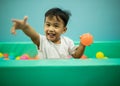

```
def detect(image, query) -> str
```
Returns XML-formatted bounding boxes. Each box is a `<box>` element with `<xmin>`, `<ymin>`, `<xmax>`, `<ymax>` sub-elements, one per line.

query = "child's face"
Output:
<box><xmin>44</xmin><ymin>16</ymin><xmax>66</xmax><ymax>44</ymax></box>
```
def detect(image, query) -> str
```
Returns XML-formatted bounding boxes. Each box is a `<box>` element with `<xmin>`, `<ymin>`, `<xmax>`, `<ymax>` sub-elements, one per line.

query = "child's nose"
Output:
<box><xmin>49</xmin><ymin>27</ymin><xmax>54</xmax><ymax>31</ymax></box>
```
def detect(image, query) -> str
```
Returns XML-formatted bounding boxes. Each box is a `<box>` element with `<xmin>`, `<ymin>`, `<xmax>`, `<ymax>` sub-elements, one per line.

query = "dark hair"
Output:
<box><xmin>45</xmin><ymin>8</ymin><xmax>71</xmax><ymax>26</ymax></box>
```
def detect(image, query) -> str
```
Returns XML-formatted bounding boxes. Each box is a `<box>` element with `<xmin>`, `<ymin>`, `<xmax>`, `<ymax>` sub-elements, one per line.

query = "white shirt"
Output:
<box><xmin>38</xmin><ymin>34</ymin><xmax>77</xmax><ymax>59</ymax></box>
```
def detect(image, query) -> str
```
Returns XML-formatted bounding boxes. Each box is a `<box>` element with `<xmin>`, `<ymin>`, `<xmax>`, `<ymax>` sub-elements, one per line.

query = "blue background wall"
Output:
<box><xmin>0</xmin><ymin>0</ymin><xmax>120</xmax><ymax>42</ymax></box>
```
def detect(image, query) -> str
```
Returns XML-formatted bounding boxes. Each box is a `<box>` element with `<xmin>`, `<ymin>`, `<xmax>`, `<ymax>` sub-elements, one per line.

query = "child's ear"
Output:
<box><xmin>63</xmin><ymin>27</ymin><xmax>67</xmax><ymax>34</ymax></box>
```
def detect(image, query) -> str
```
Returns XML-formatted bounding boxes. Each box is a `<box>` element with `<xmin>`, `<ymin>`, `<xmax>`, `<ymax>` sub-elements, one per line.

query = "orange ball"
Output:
<box><xmin>81</xmin><ymin>33</ymin><xmax>93</xmax><ymax>46</ymax></box>
<box><xmin>80</xmin><ymin>55</ymin><xmax>87</xmax><ymax>59</ymax></box>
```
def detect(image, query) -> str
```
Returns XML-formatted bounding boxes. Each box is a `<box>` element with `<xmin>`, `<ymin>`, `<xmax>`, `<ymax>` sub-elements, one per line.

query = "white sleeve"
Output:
<box><xmin>68</xmin><ymin>39</ymin><xmax>78</xmax><ymax>55</ymax></box>
<box><xmin>63</xmin><ymin>36</ymin><xmax>78</xmax><ymax>55</ymax></box>
<box><xmin>38</xmin><ymin>34</ymin><xmax>45</xmax><ymax>51</ymax></box>
<box><xmin>38</xmin><ymin>34</ymin><xmax>46</xmax><ymax>59</ymax></box>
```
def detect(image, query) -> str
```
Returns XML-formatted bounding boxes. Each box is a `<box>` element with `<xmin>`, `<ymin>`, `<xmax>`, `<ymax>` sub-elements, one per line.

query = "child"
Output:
<box><xmin>11</xmin><ymin>8</ymin><xmax>86</xmax><ymax>59</ymax></box>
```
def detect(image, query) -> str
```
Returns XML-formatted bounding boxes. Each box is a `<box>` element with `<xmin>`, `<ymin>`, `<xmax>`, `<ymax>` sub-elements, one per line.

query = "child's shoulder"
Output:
<box><xmin>39</xmin><ymin>34</ymin><xmax>47</xmax><ymax>40</ymax></box>
<box><xmin>61</xmin><ymin>36</ymin><xmax>72</xmax><ymax>40</ymax></box>
<box><xmin>61</xmin><ymin>36</ymin><xmax>74</xmax><ymax>44</ymax></box>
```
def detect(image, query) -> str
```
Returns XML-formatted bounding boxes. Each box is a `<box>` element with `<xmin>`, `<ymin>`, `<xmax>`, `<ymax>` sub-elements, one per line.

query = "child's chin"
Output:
<box><xmin>50</xmin><ymin>39</ymin><xmax>56</xmax><ymax>42</ymax></box>
<box><xmin>47</xmin><ymin>38</ymin><xmax>55</xmax><ymax>41</ymax></box>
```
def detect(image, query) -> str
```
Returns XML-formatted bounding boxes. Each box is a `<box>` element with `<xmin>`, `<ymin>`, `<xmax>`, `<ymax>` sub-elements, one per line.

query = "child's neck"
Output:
<box><xmin>52</xmin><ymin>38</ymin><xmax>61</xmax><ymax>44</ymax></box>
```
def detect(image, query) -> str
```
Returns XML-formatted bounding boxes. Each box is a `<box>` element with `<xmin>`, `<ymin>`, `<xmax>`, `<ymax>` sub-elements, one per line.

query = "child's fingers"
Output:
<box><xmin>11</xmin><ymin>25</ymin><xmax>16</xmax><ymax>34</ymax></box>
<box><xmin>12</xmin><ymin>16</ymin><xmax>28</xmax><ymax>25</ymax></box>
<box><xmin>12</xmin><ymin>19</ymin><xmax>21</xmax><ymax>24</ymax></box>
<box><xmin>23</xmin><ymin>16</ymin><xmax>28</xmax><ymax>24</ymax></box>
<box><xmin>11</xmin><ymin>16</ymin><xmax>28</xmax><ymax>35</ymax></box>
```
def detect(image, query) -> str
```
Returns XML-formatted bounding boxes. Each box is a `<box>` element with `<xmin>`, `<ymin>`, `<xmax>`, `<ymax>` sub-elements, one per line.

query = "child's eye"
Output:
<box><xmin>55</xmin><ymin>25</ymin><xmax>58</xmax><ymax>27</ymax></box>
<box><xmin>54</xmin><ymin>25</ymin><xmax>59</xmax><ymax>28</ymax></box>
<box><xmin>46</xmin><ymin>23</ymin><xmax>50</xmax><ymax>26</ymax></box>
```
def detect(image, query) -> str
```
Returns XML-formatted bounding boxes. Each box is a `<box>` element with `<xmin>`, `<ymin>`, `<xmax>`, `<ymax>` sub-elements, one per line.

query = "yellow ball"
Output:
<box><xmin>96</xmin><ymin>51</ymin><xmax>105</xmax><ymax>59</ymax></box>
<box><xmin>0</xmin><ymin>52</ymin><xmax>3</xmax><ymax>57</ymax></box>
<box><xmin>16</xmin><ymin>56</ymin><xmax>20</xmax><ymax>60</ymax></box>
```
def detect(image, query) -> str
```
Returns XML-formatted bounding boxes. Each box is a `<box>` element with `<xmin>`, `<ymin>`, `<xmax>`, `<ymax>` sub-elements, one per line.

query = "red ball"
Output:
<box><xmin>81</xmin><ymin>33</ymin><xmax>93</xmax><ymax>46</ymax></box>
<box><xmin>3</xmin><ymin>54</ymin><xmax>8</xmax><ymax>58</ymax></box>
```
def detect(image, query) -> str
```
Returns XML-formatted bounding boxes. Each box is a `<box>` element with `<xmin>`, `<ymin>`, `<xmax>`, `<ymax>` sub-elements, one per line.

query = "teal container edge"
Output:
<box><xmin>0</xmin><ymin>41</ymin><xmax>120</xmax><ymax>58</ymax></box>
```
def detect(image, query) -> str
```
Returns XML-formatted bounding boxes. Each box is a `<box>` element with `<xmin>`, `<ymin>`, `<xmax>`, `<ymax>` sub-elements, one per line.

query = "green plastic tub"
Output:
<box><xmin>0</xmin><ymin>41</ymin><xmax>120</xmax><ymax>86</ymax></box>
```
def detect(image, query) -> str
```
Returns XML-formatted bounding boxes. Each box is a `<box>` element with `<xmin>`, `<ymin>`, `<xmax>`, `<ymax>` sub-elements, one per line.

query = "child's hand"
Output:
<box><xmin>11</xmin><ymin>16</ymin><xmax>28</xmax><ymax>34</ymax></box>
<box><xmin>80</xmin><ymin>33</ymin><xmax>93</xmax><ymax>46</ymax></box>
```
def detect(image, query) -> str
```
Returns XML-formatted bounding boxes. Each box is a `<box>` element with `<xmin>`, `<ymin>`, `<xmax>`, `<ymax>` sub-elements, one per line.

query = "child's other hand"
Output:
<box><xmin>11</xmin><ymin>16</ymin><xmax>28</xmax><ymax>34</ymax></box>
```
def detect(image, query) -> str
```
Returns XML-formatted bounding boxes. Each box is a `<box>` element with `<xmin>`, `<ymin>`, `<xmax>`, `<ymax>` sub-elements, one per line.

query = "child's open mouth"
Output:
<box><xmin>47</xmin><ymin>33</ymin><xmax>56</xmax><ymax>38</ymax></box>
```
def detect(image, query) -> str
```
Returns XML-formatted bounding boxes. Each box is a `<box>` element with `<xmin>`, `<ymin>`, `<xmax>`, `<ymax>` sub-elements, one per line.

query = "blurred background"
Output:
<box><xmin>0</xmin><ymin>0</ymin><xmax>120</xmax><ymax>42</ymax></box>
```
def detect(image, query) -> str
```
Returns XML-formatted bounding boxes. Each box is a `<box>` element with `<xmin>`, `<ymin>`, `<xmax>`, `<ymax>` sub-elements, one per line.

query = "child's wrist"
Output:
<box><xmin>22</xmin><ymin>24</ymin><xmax>29</xmax><ymax>30</ymax></box>
<box><xmin>80</xmin><ymin>42</ymin><xmax>86</xmax><ymax>47</ymax></box>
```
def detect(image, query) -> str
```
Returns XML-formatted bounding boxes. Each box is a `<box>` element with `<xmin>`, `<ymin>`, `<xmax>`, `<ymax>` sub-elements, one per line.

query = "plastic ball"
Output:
<box><xmin>4</xmin><ymin>58</ymin><xmax>9</xmax><ymax>60</ymax></box>
<box><xmin>16</xmin><ymin>56</ymin><xmax>20</xmax><ymax>60</ymax></box>
<box><xmin>96</xmin><ymin>51</ymin><xmax>105</xmax><ymax>59</ymax></box>
<box><xmin>3</xmin><ymin>54</ymin><xmax>8</xmax><ymax>58</ymax></box>
<box><xmin>67</xmin><ymin>55</ymin><xmax>72</xmax><ymax>59</ymax></box>
<box><xmin>80</xmin><ymin>55</ymin><xmax>87</xmax><ymax>59</ymax></box>
<box><xmin>31</xmin><ymin>54</ymin><xmax>40</xmax><ymax>60</ymax></box>
<box><xmin>0</xmin><ymin>52</ymin><xmax>3</xmax><ymax>57</ymax></box>
<box><xmin>81</xmin><ymin>33</ymin><xmax>93</xmax><ymax>46</ymax></box>
<box><xmin>9</xmin><ymin>56</ymin><xmax>15</xmax><ymax>60</ymax></box>
<box><xmin>20</xmin><ymin>54</ymin><xmax>29</xmax><ymax>60</ymax></box>
<box><xmin>9</xmin><ymin>53</ymin><xmax>15</xmax><ymax>60</ymax></box>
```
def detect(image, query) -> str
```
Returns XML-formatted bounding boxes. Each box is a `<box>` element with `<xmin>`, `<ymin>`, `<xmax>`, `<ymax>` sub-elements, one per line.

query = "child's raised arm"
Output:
<box><xmin>11</xmin><ymin>16</ymin><xmax>40</xmax><ymax>48</ymax></box>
